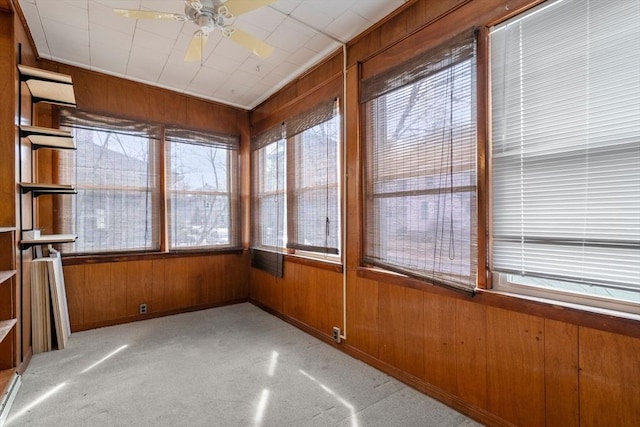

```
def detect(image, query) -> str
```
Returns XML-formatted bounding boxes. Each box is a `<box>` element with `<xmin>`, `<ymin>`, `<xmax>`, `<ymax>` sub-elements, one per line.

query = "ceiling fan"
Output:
<box><xmin>114</xmin><ymin>0</ymin><xmax>275</xmax><ymax>62</ymax></box>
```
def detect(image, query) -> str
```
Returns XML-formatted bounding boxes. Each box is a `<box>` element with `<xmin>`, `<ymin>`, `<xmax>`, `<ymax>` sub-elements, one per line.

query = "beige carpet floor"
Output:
<box><xmin>7</xmin><ymin>303</ymin><xmax>479</xmax><ymax>426</ymax></box>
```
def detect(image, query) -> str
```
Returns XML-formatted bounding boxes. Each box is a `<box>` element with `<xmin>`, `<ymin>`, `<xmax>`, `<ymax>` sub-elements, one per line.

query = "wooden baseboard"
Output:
<box><xmin>70</xmin><ymin>298</ymin><xmax>249</xmax><ymax>332</ymax></box>
<box><xmin>248</xmin><ymin>299</ymin><xmax>513</xmax><ymax>427</ymax></box>
<box><xmin>16</xmin><ymin>347</ymin><xmax>32</xmax><ymax>376</ymax></box>
<box><xmin>249</xmin><ymin>299</ymin><xmax>337</xmax><ymax>345</ymax></box>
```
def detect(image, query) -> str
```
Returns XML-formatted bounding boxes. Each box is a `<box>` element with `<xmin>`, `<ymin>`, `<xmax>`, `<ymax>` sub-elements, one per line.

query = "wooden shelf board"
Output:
<box><xmin>18</xmin><ymin>64</ymin><xmax>72</xmax><ymax>84</ymax></box>
<box><xmin>0</xmin><ymin>368</ymin><xmax>16</xmax><ymax>397</ymax></box>
<box><xmin>20</xmin><ymin>125</ymin><xmax>71</xmax><ymax>138</ymax></box>
<box><xmin>28</xmin><ymin>135</ymin><xmax>76</xmax><ymax>150</ymax></box>
<box><xmin>19</xmin><ymin>183</ymin><xmax>76</xmax><ymax>196</ymax></box>
<box><xmin>18</xmin><ymin>64</ymin><xmax>77</xmax><ymax>106</ymax></box>
<box><xmin>0</xmin><ymin>271</ymin><xmax>16</xmax><ymax>285</ymax></box>
<box><xmin>0</xmin><ymin>320</ymin><xmax>16</xmax><ymax>346</ymax></box>
<box><xmin>25</xmin><ymin>80</ymin><xmax>76</xmax><ymax>107</ymax></box>
<box><xmin>20</xmin><ymin>125</ymin><xmax>75</xmax><ymax>150</ymax></box>
<box><xmin>0</xmin><ymin>227</ymin><xmax>16</xmax><ymax>233</ymax></box>
<box><xmin>20</xmin><ymin>234</ymin><xmax>77</xmax><ymax>248</ymax></box>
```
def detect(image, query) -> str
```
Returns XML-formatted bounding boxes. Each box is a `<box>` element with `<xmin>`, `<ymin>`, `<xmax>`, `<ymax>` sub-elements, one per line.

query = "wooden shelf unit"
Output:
<box><xmin>18</xmin><ymin>63</ymin><xmax>78</xmax><ymax>251</ymax></box>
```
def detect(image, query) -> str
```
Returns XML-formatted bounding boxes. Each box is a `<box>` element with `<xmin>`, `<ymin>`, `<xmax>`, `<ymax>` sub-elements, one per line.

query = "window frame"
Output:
<box><xmin>56</xmin><ymin>109</ymin><xmax>242</xmax><ymax>257</ymax></box>
<box><xmin>360</xmin><ymin>30</ymin><xmax>479</xmax><ymax>293</ymax></box>
<box><xmin>251</xmin><ymin>127</ymin><xmax>287</xmax><ymax>253</ymax></box>
<box><xmin>251</xmin><ymin>100</ymin><xmax>342</xmax><ymax>262</ymax></box>
<box><xmin>286</xmin><ymin>100</ymin><xmax>341</xmax><ymax>256</ymax></box>
<box><xmin>487</xmin><ymin>0</ymin><xmax>640</xmax><ymax>318</ymax></box>
<box><xmin>165</xmin><ymin>127</ymin><xmax>241</xmax><ymax>251</ymax></box>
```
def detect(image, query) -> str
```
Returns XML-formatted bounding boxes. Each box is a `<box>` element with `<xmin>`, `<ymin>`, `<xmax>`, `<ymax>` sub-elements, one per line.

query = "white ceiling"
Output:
<box><xmin>17</xmin><ymin>0</ymin><xmax>408</xmax><ymax>110</ymax></box>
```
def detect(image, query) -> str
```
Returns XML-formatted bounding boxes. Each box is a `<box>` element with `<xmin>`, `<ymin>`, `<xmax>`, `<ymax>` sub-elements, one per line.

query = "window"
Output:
<box><xmin>58</xmin><ymin>110</ymin><xmax>241</xmax><ymax>254</ymax></box>
<box><xmin>286</xmin><ymin>100</ymin><xmax>340</xmax><ymax>255</ymax></box>
<box><xmin>252</xmin><ymin>125</ymin><xmax>286</xmax><ymax>250</ymax></box>
<box><xmin>361</xmin><ymin>30</ymin><xmax>477</xmax><ymax>291</ymax></box>
<box><xmin>59</xmin><ymin>111</ymin><xmax>161</xmax><ymax>253</ymax></box>
<box><xmin>490</xmin><ymin>0</ymin><xmax>640</xmax><ymax>315</ymax></box>
<box><xmin>166</xmin><ymin>128</ymin><xmax>240</xmax><ymax>250</ymax></box>
<box><xmin>251</xmin><ymin>100</ymin><xmax>341</xmax><ymax>257</ymax></box>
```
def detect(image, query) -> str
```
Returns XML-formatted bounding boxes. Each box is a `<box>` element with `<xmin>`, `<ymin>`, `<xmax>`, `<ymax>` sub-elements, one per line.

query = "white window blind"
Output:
<box><xmin>490</xmin><ymin>0</ymin><xmax>640</xmax><ymax>307</ymax></box>
<box><xmin>361</xmin><ymin>30</ymin><xmax>477</xmax><ymax>291</ymax></box>
<box><xmin>59</xmin><ymin>110</ymin><xmax>161</xmax><ymax>253</ymax></box>
<box><xmin>286</xmin><ymin>100</ymin><xmax>340</xmax><ymax>255</ymax></box>
<box><xmin>166</xmin><ymin>128</ymin><xmax>240</xmax><ymax>250</ymax></box>
<box><xmin>251</xmin><ymin>125</ymin><xmax>286</xmax><ymax>250</ymax></box>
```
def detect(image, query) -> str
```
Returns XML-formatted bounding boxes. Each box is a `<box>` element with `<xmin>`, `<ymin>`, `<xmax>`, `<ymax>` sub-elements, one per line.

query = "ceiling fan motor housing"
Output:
<box><xmin>186</xmin><ymin>0</ymin><xmax>227</xmax><ymax>34</ymax></box>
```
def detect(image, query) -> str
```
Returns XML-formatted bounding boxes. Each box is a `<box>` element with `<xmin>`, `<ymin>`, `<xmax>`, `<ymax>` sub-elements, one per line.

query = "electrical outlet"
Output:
<box><xmin>332</xmin><ymin>326</ymin><xmax>341</xmax><ymax>343</ymax></box>
<box><xmin>139</xmin><ymin>303</ymin><xmax>147</xmax><ymax>314</ymax></box>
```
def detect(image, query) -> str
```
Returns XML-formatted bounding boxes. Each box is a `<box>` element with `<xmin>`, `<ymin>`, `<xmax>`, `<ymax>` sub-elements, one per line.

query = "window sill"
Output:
<box><xmin>285</xmin><ymin>253</ymin><xmax>343</xmax><ymax>273</ymax></box>
<box><xmin>357</xmin><ymin>266</ymin><xmax>474</xmax><ymax>299</ymax></box>
<box><xmin>475</xmin><ymin>289</ymin><xmax>640</xmax><ymax>339</ymax></box>
<box><xmin>62</xmin><ymin>248</ymin><xmax>245</xmax><ymax>266</ymax></box>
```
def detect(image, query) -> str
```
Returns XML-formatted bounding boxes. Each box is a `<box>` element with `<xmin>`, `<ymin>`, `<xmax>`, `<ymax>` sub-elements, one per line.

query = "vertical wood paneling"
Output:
<box><xmin>347</xmin><ymin>272</ymin><xmax>378</xmax><ymax>356</ymax></box>
<box><xmin>151</xmin><ymin>259</ymin><xmax>167</xmax><ymax>312</ymax></box>
<box><xmin>545</xmin><ymin>319</ymin><xmax>579</xmax><ymax>427</ymax></box>
<box><xmin>275</xmin><ymin>261</ymin><xmax>342</xmax><ymax>337</ymax></box>
<box><xmin>82</xmin><ymin>264</ymin><xmax>111</xmax><ymax>325</ymax></box>
<box><xmin>249</xmin><ymin>268</ymin><xmax>281</xmax><ymax>312</ymax></box>
<box><xmin>455</xmin><ymin>298</ymin><xmax>487</xmax><ymax>410</ymax></box>
<box><xmin>486</xmin><ymin>307</ymin><xmax>545</xmax><ymax>427</ymax></box>
<box><xmin>125</xmin><ymin>260</ymin><xmax>153</xmax><ymax>316</ymax></box>
<box><xmin>163</xmin><ymin>257</ymin><xmax>192</xmax><ymax>310</ymax></box>
<box><xmin>69</xmin><ymin>67</ymin><xmax>109</xmax><ymax>113</ymax></box>
<box><xmin>306</xmin><ymin>267</ymin><xmax>326</xmax><ymax>332</ymax></box>
<box><xmin>229</xmin><ymin>253</ymin><xmax>249</xmax><ymax>300</ymax></box>
<box><xmin>109</xmin><ymin>262</ymin><xmax>128</xmax><ymax>320</ymax></box>
<box><xmin>321</xmin><ymin>268</ymin><xmax>343</xmax><ymax>335</ymax></box>
<box><xmin>379</xmin><ymin>12</ymin><xmax>407</xmax><ymax>46</ymax></box>
<box><xmin>187</xmin><ymin>256</ymin><xmax>205</xmax><ymax>305</ymax></box>
<box><xmin>201</xmin><ymin>254</ymin><xmax>221</xmax><ymax>304</ymax></box>
<box><xmin>403</xmin><ymin>286</ymin><xmax>425</xmax><ymax>379</ymax></box>
<box><xmin>423</xmin><ymin>293</ymin><xmax>457</xmax><ymax>393</ymax></box>
<box><xmin>41</xmin><ymin>60</ymin><xmax>245</xmax><ymax>135</ymax></box>
<box><xmin>64</xmin><ymin>255</ymin><xmax>247</xmax><ymax>330</ymax></box>
<box><xmin>579</xmin><ymin>328</ymin><xmax>640</xmax><ymax>427</ymax></box>
<box><xmin>347</xmin><ymin>0</ymin><xmax>466</xmax><ymax>66</ymax></box>
<box><xmin>378</xmin><ymin>281</ymin><xmax>404</xmax><ymax>369</ymax></box>
<box><xmin>149</xmin><ymin>87</ymin><xmax>187</xmax><ymax>125</ymax></box>
<box><xmin>107</xmin><ymin>77</ymin><xmax>150</xmax><ymax>119</ymax></box>
<box><xmin>280</xmin><ymin>262</ymin><xmax>297</xmax><ymax>319</ymax></box>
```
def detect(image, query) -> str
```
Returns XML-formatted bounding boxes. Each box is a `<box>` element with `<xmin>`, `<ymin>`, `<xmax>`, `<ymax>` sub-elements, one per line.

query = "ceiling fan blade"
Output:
<box><xmin>219</xmin><ymin>0</ymin><xmax>276</xmax><ymax>17</ymax></box>
<box><xmin>184</xmin><ymin>31</ymin><xmax>209</xmax><ymax>62</ymax></box>
<box><xmin>113</xmin><ymin>9</ymin><xmax>183</xmax><ymax>20</ymax></box>
<box><xmin>226</xmin><ymin>27</ymin><xmax>273</xmax><ymax>58</ymax></box>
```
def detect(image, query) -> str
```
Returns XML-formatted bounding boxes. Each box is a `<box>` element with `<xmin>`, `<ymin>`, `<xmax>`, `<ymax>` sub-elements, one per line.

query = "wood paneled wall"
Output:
<box><xmin>38</xmin><ymin>60</ymin><xmax>245</xmax><ymax>135</ymax></box>
<box><xmin>248</xmin><ymin>0</ymin><xmax>640</xmax><ymax>426</ymax></box>
<box><xmin>65</xmin><ymin>253</ymin><xmax>249</xmax><ymax>331</ymax></box>
<box><xmin>250</xmin><ymin>259</ymin><xmax>342</xmax><ymax>337</ymax></box>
